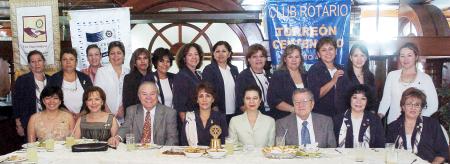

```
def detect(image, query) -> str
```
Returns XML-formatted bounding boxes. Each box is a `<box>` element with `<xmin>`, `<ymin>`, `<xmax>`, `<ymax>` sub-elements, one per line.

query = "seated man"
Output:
<box><xmin>275</xmin><ymin>88</ymin><xmax>336</xmax><ymax>148</ymax></box>
<box><xmin>108</xmin><ymin>82</ymin><xmax>178</xmax><ymax>146</ymax></box>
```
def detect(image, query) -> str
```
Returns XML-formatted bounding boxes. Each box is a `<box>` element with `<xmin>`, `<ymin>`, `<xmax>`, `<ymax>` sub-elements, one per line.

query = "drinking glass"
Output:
<box><xmin>225</xmin><ymin>137</ymin><xmax>234</xmax><ymax>155</ymax></box>
<box><xmin>126</xmin><ymin>133</ymin><xmax>136</xmax><ymax>151</ymax></box>
<box><xmin>275</xmin><ymin>136</ymin><xmax>285</xmax><ymax>146</ymax></box>
<box><xmin>385</xmin><ymin>143</ymin><xmax>398</xmax><ymax>164</ymax></box>
<box><xmin>26</xmin><ymin>146</ymin><xmax>38</xmax><ymax>162</ymax></box>
<box><xmin>65</xmin><ymin>136</ymin><xmax>75</xmax><ymax>148</ymax></box>
<box><xmin>354</xmin><ymin>142</ymin><xmax>366</xmax><ymax>162</ymax></box>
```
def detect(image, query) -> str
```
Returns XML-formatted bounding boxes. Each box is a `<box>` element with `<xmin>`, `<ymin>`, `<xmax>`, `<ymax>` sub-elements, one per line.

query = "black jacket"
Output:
<box><xmin>173</xmin><ymin>68</ymin><xmax>201</xmax><ymax>113</ymax></box>
<box><xmin>47</xmin><ymin>70</ymin><xmax>92</xmax><ymax>90</ymax></box>
<box><xmin>235</xmin><ymin>68</ymin><xmax>270</xmax><ymax>115</ymax></box>
<box><xmin>142</xmin><ymin>71</ymin><xmax>175</xmax><ymax>106</ymax></box>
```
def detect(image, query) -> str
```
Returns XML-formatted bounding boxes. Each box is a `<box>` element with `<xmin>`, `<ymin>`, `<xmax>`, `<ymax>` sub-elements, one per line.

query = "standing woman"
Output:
<box><xmin>74</xmin><ymin>86</ymin><xmax>119</xmax><ymax>141</ymax></box>
<box><xmin>142</xmin><ymin>48</ymin><xmax>175</xmax><ymax>107</ymax></box>
<box><xmin>13</xmin><ymin>50</ymin><xmax>50</xmax><ymax>139</ymax></box>
<box><xmin>333</xmin><ymin>85</ymin><xmax>385</xmax><ymax>148</ymax></box>
<box><xmin>48</xmin><ymin>48</ymin><xmax>92</xmax><ymax>117</ymax></box>
<box><xmin>340</xmin><ymin>43</ymin><xmax>378</xmax><ymax>113</ymax></box>
<box><xmin>307</xmin><ymin>36</ymin><xmax>345</xmax><ymax>117</ymax></box>
<box><xmin>378</xmin><ymin>42</ymin><xmax>438</xmax><ymax>124</ymax></box>
<box><xmin>235</xmin><ymin>44</ymin><xmax>271</xmax><ymax>115</ymax></box>
<box><xmin>386</xmin><ymin>88</ymin><xmax>448</xmax><ymax>163</ymax></box>
<box><xmin>268</xmin><ymin>44</ymin><xmax>307</xmax><ymax>120</ymax></box>
<box><xmin>81</xmin><ymin>44</ymin><xmax>102</xmax><ymax>82</ymax></box>
<box><xmin>202</xmin><ymin>41</ymin><xmax>239</xmax><ymax>123</ymax></box>
<box><xmin>95</xmin><ymin>41</ymin><xmax>130</xmax><ymax>122</ymax></box>
<box><xmin>122</xmin><ymin>48</ymin><xmax>151</xmax><ymax>109</ymax></box>
<box><xmin>228</xmin><ymin>85</ymin><xmax>275</xmax><ymax>147</ymax></box>
<box><xmin>173</xmin><ymin>43</ymin><xmax>204</xmax><ymax>122</ymax></box>
<box><xmin>181</xmin><ymin>83</ymin><xmax>228</xmax><ymax>146</ymax></box>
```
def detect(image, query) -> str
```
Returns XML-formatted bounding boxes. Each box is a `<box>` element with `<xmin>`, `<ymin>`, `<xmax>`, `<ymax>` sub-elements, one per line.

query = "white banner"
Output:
<box><xmin>69</xmin><ymin>8</ymin><xmax>131</xmax><ymax>69</ymax></box>
<box><xmin>16</xmin><ymin>6</ymin><xmax>55</xmax><ymax>65</ymax></box>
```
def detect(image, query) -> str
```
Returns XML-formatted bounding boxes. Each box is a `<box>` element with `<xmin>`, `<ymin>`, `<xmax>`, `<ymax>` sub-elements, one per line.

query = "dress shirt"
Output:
<box><xmin>296</xmin><ymin>113</ymin><xmax>316</xmax><ymax>145</ymax></box>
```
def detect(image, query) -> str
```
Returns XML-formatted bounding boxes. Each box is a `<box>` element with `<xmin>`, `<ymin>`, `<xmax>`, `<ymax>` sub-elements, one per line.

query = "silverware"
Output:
<box><xmin>371</xmin><ymin>148</ymin><xmax>379</xmax><ymax>152</ymax></box>
<box><xmin>410</xmin><ymin>159</ymin><xmax>417</xmax><ymax>164</ymax></box>
<box><xmin>334</xmin><ymin>148</ymin><xmax>342</xmax><ymax>154</ymax></box>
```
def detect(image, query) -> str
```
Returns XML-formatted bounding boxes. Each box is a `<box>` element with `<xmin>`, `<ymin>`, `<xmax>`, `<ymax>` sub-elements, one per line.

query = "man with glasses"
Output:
<box><xmin>275</xmin><ymin>88</ymin><xmax>336</xmax><ymax>148</ymax></box>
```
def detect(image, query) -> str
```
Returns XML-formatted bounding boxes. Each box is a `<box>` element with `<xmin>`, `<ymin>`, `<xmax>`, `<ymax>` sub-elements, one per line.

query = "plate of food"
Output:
<box><xmin>207</xmin><ymin>149</ymin><xmax>227</xmax><ymax>159</ymax></box>
<box><xmin>22</xmin><ymin>141</ymin><xmax>45</xmax><ymax>149</ymax></box>
<box><xmin>262</xmin><ymin>146</ymin><xmax>297</xmax><ymax>159</ymax></box>
<box><xmin>184</xmin><ymin>147</ymin><xmax>206</xmax><ymax>158</ymax></box>
<box><xmin>3</xmin><ymin>155</ymin><xmax>27</xmax><ymax>163</ymax></box>
<box><xmin>162</xmin><ymin>147</ymin><xmax>185</xmax><ymax>155</ymax></box>
<box><xmin>136</xmin><ymin>143</ymin><xmax>163</xmax><ymax>150</ymax></box>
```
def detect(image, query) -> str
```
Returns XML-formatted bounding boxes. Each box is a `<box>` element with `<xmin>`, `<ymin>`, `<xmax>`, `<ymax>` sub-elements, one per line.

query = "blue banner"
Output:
<box><xmin>266</xmin><ymin>0</ymin><xmax>351</xmax><ymax>66</ymax></box>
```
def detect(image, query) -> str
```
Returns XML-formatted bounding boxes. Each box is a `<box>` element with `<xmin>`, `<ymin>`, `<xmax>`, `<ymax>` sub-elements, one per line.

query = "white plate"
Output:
<box><xmin>3</xmin><ymin>155</ymin><xmax>27</xmax><ymax>163</ymax></box>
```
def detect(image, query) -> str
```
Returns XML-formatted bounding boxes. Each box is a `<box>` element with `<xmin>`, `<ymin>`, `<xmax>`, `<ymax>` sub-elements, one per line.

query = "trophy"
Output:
<box><xmin>209</xmin><ymin>125</ymin><xmax>222</xmax><ymax>149</ymax></box>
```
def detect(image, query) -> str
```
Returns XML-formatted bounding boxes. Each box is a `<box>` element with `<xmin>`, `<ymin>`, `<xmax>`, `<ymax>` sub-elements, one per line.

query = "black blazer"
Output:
<box><xmin>202</xmin><ymin>62</ymin><xmax>239</xmax><ymax>115</ymax></box>
<box><xmin>12</xmin><ymin>72</ymin><xmax>50</xmax><ymax>130</ymax></box>
<box><xmin>48</xmin><ymin>70</ymin><xmax>92</xmax><ymax>90</ymax></box>
<box><xmin>173</xmin><ymin>68</ymin><xmax>201</xmax><ymax>113</ymax></box>
<box><xmin>122</xmin><ymin>69</ymin><xmax>145</xmax><ymax>110</ymax></box>
<box><xmin>180</xmin><ymin>110</ymin><xmax>228</xmax><ymax>146</ymax></box>
<box><xmin>267</xmin><ymin>69</ymin><xmax>308</xmax><ymax>120</ymax></box>
<box><xmin>234</xmin><ymin>68</ymin><xmax>269</xmax><ymax>114</ymax></box>
<box><xmin>340</xmin><ymin>69</ymin><xmax>378</xmax><ymax>113</ymax></box>
<box><xmin>142</xmin><ymin>71</ymin><xmax>175</xmax><ymax>106</ymax></box>
<box><xmin>307</xmin><ymin>60</ymin><xmax>345</xmax><ymax>117</ymax></box>
<box><xmin>387</xmin><ymin>116</ymin><xmax>449</xmax><ymax>162</ymax></box>
<box><xmin>333</xmin><ymin>111</ymin><xmax>385</xmax><ymax>148</ymax></box>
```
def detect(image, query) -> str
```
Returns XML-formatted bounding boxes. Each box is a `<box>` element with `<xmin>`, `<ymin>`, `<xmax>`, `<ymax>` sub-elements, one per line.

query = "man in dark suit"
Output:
<box><xmin>108</xmin><ymin>82</ymin><xmax>178</xmax><ymax>146</ymax></box>
<box><xmin>275</xmin><ymin>88</ymin><xmax>336</xmax><ymax>148</ymax></box>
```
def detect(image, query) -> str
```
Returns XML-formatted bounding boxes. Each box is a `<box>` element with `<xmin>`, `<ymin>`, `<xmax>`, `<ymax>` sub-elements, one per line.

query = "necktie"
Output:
<box><xmin>141</xmin><ymin>111</ymin><xmax>152</xmax><ymax>144</ymax></box>
<box><xmin>301</xmin><ymin>121</ymin><xmax>311</xmax><ymax>145</ymax></box>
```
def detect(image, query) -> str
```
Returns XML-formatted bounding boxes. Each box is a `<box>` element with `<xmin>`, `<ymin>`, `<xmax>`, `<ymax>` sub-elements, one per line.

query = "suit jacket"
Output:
<box><xmin>12</xmin><ymin>72</ymin><xmax>50</xmax><ymax>130</ymax></box>
<box><xmin>275</xmin><ymin>113</ymin><xmax>336</xmax><ymax>148</ymax></box>
<box><xmin>47</xmin><ymin>70</ymin><xmax>92</xmax><ymax>90</ymax></box>
<box><xmin>118</xmin><ymin>103</ymin><xmax>179</xmax><ymax>145</ymax></box>
<box><xmin>235</xmin><ymin>68</ymin><xmax>269</xmax><ymax>114</ymax></box>
<box><xmin>307</xmin><ymin>61</ymin><xmax>345</xmax><ymax>117</ymax></box>
<box><xmin>267</xmin><ymin>69</ymin><xmax>308</xmax><ymax>120</ymax></box>
<box><xmin>202</xmin><ymin>62</ymin><xmax>239</xmax><ymax>114</ymax></box>
<box><xmin>122</xmin><ymin>69</ymin><xmax>145</xmax><ymax>110</ymax></box>
<box><xmin>228</xmin><ymin>111</ymin><xmax>275</xmax><ymax>147</ymax></box>
<box><xmin>173</xmin><ymin>68</ymin><xmax>201</xmax><ymax>113</ymax></box>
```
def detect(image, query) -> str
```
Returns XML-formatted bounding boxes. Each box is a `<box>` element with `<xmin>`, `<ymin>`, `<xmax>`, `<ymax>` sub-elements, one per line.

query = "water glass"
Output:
<box><xmin>26</xmin><ymin>146</ymin><xmax>38</xmax><ymax>162</ymax></box>
<box><xmin>243</xmin><ymin>144</ymin><xmax>255</xmax><ymax>152</ymax></box>
<box><xmin>65</xmin><ymin>136</ymin><xmax>75</xmax><ymax>148</ymax></box>
<box><xmin>275</xmin><ymin>136</ymin><xmax>285</xmax><ymax>146</ymax></box>
<box><xmin>225</xmin><ymin>137</ymin><xmax>234</xmax><ymax>155</ymax></box>
<box><xmin>354</xmin><ymin>142</ymin><xmax>366</xmax><ymax>162</ymax></box>
<box><xmin>45</xmin><ymin>138</ymin><xmax>55</xmax><ymax>152</ymax></box>
<box><xmin>385</xmin><ymin>143</ymin><xmax>398</xmax><ymax>164</ymax></box>
<box><xmin>126</xmin><ymin>133</ymin><xmax>136</xmax><ymax>151</ymax></box>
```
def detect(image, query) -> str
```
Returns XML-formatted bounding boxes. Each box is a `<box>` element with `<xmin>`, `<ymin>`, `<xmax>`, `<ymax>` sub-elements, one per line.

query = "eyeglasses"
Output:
<box><xmin>404</xmin><ymin>103</ymin><xmax>421</xmax><ymax>109</ymax></box>
<box><xmin>294</xmin><ymin>99</ymin><xmax>312</xmax><ymax>105</ymax></box>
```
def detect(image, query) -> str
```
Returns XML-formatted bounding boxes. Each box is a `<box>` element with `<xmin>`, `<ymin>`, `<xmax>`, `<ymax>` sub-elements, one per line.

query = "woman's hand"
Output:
<box><xmin>331</xmin><ymin>70</ymin><xmax>344</xmax><ymax>83</ymax></box>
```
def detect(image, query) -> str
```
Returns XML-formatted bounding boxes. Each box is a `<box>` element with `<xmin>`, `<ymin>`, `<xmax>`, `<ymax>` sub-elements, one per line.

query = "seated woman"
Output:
<box><xmin>181</xmin><ymin>82</ymin><xmax>228</xmax><ymax>146</ymax></box>
<box><xmin>27</xmin><ymin>86</ymin><xmax>75</xmax><ymax>142</ymax></box>
<box><xmin>333</xmin><ymin>85</ymin><xmax>385</xmax><ymax>148</ymax></box>
<box><xmin>74</xmin><ymin>86</ymin><xmax>119</xmax><ymax>141</ymax></box>
<box><xmin>228</xmin><ymin>85</ymin><xmax>275</xmax><ymax>147</ymax></box>
<box><xmin>387</xmin><ymin>87</ymin><xmax>448</xmax><ymax>163</ymax></box>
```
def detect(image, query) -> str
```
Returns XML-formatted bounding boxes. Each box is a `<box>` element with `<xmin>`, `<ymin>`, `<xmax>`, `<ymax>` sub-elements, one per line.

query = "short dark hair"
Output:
<box><xmin>346</xmin><ymin>84</ymin><xmax>374</xmax><ymax>112</ymax></box>
<box><xmin>211</xmin><ymin>41</ymin><xmax>233</xmax><ymax>65</ymax></box>
<box><xmin>194</xmin><ymin>82</ymin><xmax>216</xmax><ymax>104</ymax></box>
<box><xmin>292</xmin><ymin>88</ymin><xmax>314</xmax><ymax>102</ymax></box>
<box><xmin>400</xmin><ymin>87</ymin><xmax>427</xmax><ymax>109</ymax></box>
<box><xmin>243</xmin><ymin>85</ymin><xmax>262</xmax><ymax>100</ymax></box>
<box><xmin>175</xmin><ymin>43</ymin><xmax>204</xmax><ymax>69</ymax></box>
<box><xmin>316</xmin><ymin>36</ymin><xmax>337</xmax><ymax>53</ymax></box>
<box><xmin>27</xmin><ymin>50</ymin><xmax>45</xmax><ymax>63</ymax></box>
<box><xmin>108</xmin><ymin>41</ymin><xmax>125</xmax><ymax>55</ymax></box>
<box><xmin>80</xmin><ymin>86</ymin><xmax>107</xmax><ymax>114</ymax></box>
<box><xmin>151</xmin><ymin>48</ymin><xmax>174</xmax><ymax>70</ymax></box>
<box><xmin>60</xmin><ymin>48</ymin><xmax>78</xmax><ymax>61</ymax></box>
<box><xmin>86</xmin><ymin>44</ymin><xmax>101</xmax><ymax>57</ymax></box>
<box><xmin>245</xmin><ymin>43</ymin><xmax>268</xmax><ymax>67</ymax></box>
<box><xmin>278</xmin><ymin>44</ymin><xmax>305</xmax><ymax>73</ymax></box>
<box><xmin>398</xmin><ymin>42</ymin><xmax>419</xmax><ymax>57</ymax></box>
<box><xmin>40</xmin><ymin>86</ymin><xmax>65</xmax><ymax>111</ymax></box>
<box><xmin>129</xmin><ymin>48</ymin><xmax>151</xmax><ymax>72</ymax></box>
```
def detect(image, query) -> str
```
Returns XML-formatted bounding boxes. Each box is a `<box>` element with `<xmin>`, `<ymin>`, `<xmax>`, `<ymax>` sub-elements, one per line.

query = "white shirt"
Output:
<box><xmin>406</xmin><ymin>134</ymin><xmax>412</xmax><ymax>150</ymax></box>
<box><xmin>296</xmin><ymin>113</ymin><xmax>316</xmax><ymax>145</ymax></box>
<box><xmin>219</xmin><ymin>66</ymin><xmax>236</xmax><ymax>115</ymax></box>
<box><xmin>62</xmin><ymin>79</ymin><xmax>84</xmax><ymax>113</ymax></box>
<box><xmin>295</xmin><ymin>83</ymin><xmax>305</xmax><ymax>89</ymax></box>
<box><xmin>35</xmin><ymin>78</ymin><xmax>46</xmax><ymax>112</ymax></box>
<box><xmin>158</xmin><ymin>78</ymin><xmax>173</xmax><ymax>108</ymax></box>
<box><xmin>95</xmin><ymin>64</ymin><xmax>129</xmax><ymax>116</ymax></box>
<box><xmin>378</xmin><ymin>70</ymin><xmax>438</xmax><ymax>124</ymax></box>
<box><xmin>352</xmin><ymin>117</ymin><xmax>363</xmax><ymax>145</ymax></box>
<box><xmin>328</xmin><ymin>68</ymin><xmax>337</xmax><ymax>79</ymax></box>
<box><xmin>254</xmin><ymin>73</ymin><xmax>270</xmax><ymax>110</ymax></box>
<box><xmin>142</xmin><ymin>106</ymin><xmax>156</xmax><ymax>144</ymax></box>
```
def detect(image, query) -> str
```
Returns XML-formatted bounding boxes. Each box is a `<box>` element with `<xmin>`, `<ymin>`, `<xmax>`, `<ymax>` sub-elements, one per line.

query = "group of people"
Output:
<box><xmin>12</xmin><ymin>37</ymin><xmax>448</xmax><ymax>163</ymax></box>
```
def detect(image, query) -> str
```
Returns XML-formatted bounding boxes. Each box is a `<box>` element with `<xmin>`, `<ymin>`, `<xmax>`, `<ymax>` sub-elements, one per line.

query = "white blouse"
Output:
<box><xmin>62</xmin><ymin>79</ymin><xmax>84</xmax><ymax>113</ymax></box>
<box><xmin>94</xmin><ymin>64</ymin><xmax>129</xmax><ymax>116</ymax></box>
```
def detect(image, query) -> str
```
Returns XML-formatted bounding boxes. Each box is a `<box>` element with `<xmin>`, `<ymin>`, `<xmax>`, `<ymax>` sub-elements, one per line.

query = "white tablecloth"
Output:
<box><xmin>1</xmin><ymin>144</ymin><xmax>429</xmax><ymax>164</ymax></box>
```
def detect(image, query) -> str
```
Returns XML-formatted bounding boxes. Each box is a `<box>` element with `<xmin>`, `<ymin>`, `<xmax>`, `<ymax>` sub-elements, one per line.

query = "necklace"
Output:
<box><xmin>400</xmin><ymin>69</ymin><xmax>417</xmax><ymax>86</ymax></box>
